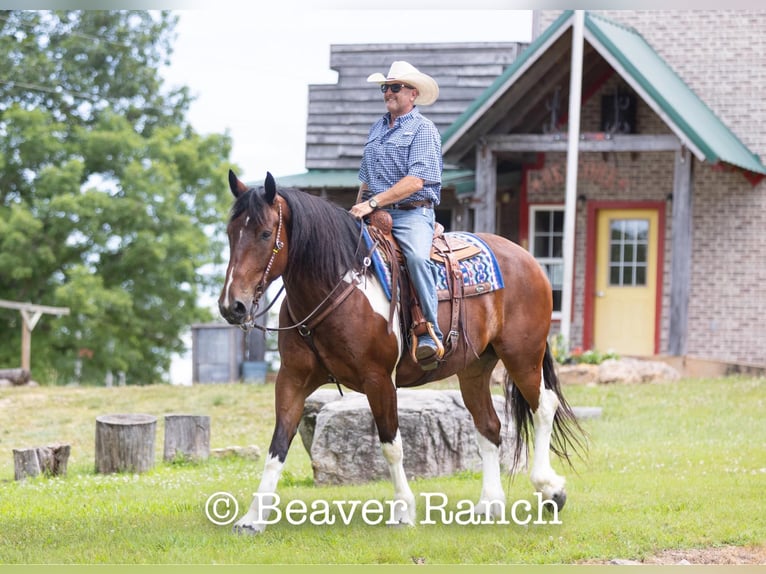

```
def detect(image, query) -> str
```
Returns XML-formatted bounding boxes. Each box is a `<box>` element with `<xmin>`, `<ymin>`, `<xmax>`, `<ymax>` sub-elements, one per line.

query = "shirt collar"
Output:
<box><xmin>385</xmin><ymin>106</ymin><xmax>420</xmax><ymax>128</ymax></box>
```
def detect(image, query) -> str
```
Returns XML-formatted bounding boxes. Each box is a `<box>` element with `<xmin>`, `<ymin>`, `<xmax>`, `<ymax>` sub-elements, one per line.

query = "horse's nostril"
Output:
<box><xmin>233</xmin><ymin>299</ymin><xmax>247</xmax><ymax>317</ymax></box>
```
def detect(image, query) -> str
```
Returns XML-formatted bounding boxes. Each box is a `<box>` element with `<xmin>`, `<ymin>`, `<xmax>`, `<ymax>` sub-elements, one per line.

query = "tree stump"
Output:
<box><xmin>163</xmin><ymin>414</ymin><xmax>210</xmax><ymax>462</ymax></box>
<box><xmin>0</xmin><ymin>368</ymin><xmax>31</xmax><ymax>386</ymax></box>
<box><xmin>95</xmin><ymin>414</ymin><xmax>157</xmax><ymax>474</ymax></box>
<box><xmin>13</xmin><ymin>444</ymin><xmax>70</xmax><ymax>480</ymax></box>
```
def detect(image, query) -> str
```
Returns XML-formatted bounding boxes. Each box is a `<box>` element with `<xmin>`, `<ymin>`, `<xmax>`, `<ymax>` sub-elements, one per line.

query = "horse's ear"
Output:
<box><xmin>228</xmin><ymin>169</ymin><xmax>249</xmax><ymax>198</ymax></box>
<box><xmin>264</xmin><ymin>172</ymin><xmax>277</xmax><ymax>205</ymax></box>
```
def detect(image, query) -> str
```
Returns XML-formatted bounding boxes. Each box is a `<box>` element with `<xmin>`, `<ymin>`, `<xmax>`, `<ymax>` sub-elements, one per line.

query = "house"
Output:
<box><xmin>278</xmin><ymin>10</ymin><xmax>766</xmax><ymax>369</ymax></box>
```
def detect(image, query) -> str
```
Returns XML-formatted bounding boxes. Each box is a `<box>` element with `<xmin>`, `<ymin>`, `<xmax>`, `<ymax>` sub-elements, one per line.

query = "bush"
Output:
<box><xmin>549</xmin><ymin>334</ymin><xmax>619</xmax><ymax>365</ymax></box>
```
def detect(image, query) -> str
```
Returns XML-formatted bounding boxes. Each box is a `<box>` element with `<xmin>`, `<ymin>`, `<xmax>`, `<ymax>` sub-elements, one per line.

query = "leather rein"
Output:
<box><xmin>240</xmin><ymin>201</ymin><xmax>374</xmax><ymax>337</ymax></box>
<box><xmin>238</xmin><ymin>202</ymin><xmax>374</xmax><ymax>394</ymax></box>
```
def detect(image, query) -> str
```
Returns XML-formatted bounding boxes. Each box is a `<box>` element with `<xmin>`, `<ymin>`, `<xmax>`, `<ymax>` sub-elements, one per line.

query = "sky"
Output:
<box><xmin>162</xmin><ymin>9</ymin><xmax>534</xmax><ymax>383</ymax></box>
<box><xmin>160</xmin><ymin>9</ymin><xmax>534</xmax><ymax>184</ymax></box>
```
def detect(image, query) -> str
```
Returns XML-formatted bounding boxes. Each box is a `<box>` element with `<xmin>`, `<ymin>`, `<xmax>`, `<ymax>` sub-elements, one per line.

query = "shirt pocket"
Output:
<box><xmin>384</xmin><ymin>131</ymin><xmax>415</xmax><ymax>167</ymax></box>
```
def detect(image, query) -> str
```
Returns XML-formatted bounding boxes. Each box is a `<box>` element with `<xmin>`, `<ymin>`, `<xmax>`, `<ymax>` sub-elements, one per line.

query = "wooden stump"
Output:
<box><xmin>0</xmin><ymin>368</ymin><xmax>31</xmax><ymax>386</ymax></box>
<box><xmin>13</xmin><ymin>444</ymin><xmax>70</xmax><ymax>480</ymax></box>
<box><xmin>95</xmin><ymin>414</ymin><xmax>157</xmax><ymax>474</ymax></box>
<box><xmin>163</xmin><ymin>414</ymin><xmax>210</xmax><ymax>462</ymax></box>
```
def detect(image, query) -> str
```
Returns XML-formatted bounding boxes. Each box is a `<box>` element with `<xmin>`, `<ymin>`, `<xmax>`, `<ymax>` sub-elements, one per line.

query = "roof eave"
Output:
<box><xmin>442</xmin><ymin>10</ymin><xmax>575</xmax><ymax>164</ymax></box>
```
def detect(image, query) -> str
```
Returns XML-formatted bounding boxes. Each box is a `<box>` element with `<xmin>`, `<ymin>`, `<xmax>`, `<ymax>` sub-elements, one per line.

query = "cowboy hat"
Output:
<box><xmin>367</xmin><ymin>61</ymin><xmax>439</xmax><ymax>106</ymax></box>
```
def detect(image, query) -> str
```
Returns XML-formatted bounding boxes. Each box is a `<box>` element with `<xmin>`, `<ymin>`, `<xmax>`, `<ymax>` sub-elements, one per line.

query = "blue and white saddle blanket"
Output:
<box><xmin>362</xmin><ymin>229</ymin><xmax>504</xmax><ymax>301</ymax></box>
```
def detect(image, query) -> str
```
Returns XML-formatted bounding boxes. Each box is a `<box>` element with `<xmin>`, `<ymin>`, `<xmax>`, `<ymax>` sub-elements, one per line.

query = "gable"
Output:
<box><xmin>442</xmin><ymin>11</ymin><xmax>766</xmax><ymax>180</ymax></box>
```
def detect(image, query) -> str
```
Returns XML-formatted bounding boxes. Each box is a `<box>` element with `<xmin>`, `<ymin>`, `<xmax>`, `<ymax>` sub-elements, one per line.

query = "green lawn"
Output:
<box><xmin>0</xmin><ymin>376</ymin><xmax>763</xmax><ymax>564</ymax></box>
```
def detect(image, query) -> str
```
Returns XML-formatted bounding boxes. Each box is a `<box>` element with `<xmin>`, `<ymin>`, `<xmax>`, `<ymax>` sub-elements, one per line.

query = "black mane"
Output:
<box><xmin>230</xmin><ymin>184</ymin><xmax>365</xmax><ymax>291</ymax></box>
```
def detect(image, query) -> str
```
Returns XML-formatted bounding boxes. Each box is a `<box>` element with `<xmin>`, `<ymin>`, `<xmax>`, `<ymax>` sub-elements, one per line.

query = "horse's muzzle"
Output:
<box><xmin>219</xmin><ymin>297</ymin><xmax>251</xmax><ymax>326</ymax></box>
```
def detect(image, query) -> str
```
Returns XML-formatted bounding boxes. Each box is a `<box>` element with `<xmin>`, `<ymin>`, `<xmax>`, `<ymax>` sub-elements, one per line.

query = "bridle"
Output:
<box><xmin>252</xmin><ymin>202</ymin><xmax>284</xmax><ymax>309</ymax></box>
<box><xmin>239</xmin><ymin>200</ymin><xmax>374</xmax><ymax>335</ymax></box>
<box><xmin>236</xmin><ymin>202</ymin><xmax>376</xmax><ymax>395</ymax></box>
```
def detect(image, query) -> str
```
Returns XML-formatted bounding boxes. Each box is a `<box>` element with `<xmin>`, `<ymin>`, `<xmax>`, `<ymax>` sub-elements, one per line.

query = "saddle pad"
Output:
<box><xmin>362</xmin><ymin>228</ymin><xmax>504</xmax><ymax>301</ymax></box>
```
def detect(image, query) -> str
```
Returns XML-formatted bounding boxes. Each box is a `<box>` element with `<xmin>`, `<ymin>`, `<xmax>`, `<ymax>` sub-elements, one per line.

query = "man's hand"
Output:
<box><xmin>350</xmin><ymin>200</ymin><xmax>375</xmax><ymax>219</ymax></box>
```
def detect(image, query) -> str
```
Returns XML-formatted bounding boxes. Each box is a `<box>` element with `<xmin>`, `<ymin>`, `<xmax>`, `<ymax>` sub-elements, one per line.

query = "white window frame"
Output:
<box><xmin>529</xmin><ymin>204</ymin><xmax>565</xmax><ymax>320</ymax></box>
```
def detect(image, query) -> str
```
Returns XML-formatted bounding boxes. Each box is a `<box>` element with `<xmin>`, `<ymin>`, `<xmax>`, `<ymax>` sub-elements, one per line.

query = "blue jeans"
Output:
<box><xmin>388</xmin><ymin>206</ymin><xmax>444</xmax><ymax>345</ymax></box>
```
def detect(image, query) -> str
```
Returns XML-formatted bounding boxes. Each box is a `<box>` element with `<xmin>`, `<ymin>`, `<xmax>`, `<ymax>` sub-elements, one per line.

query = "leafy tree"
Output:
<box><xmin>0</xmin><ymin>11</ymin><xmax>233</xmax><ymax>384</ymax></box>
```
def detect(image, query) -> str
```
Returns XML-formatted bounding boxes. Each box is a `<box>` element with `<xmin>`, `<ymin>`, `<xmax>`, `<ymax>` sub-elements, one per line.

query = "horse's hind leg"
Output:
<box><xmin>529</xmin><ymin>369</ymin><xmax>567</xmax><ymax>508</ymax></box>
<box><xmin>457</xmin><ymin>357</ymin><xmax>506</xmax><ymax>518</ymax></box>
<box><xmin>505</xmin><ymin>356</ymin><xmax>568</xmax><ymax>509</ymax></box>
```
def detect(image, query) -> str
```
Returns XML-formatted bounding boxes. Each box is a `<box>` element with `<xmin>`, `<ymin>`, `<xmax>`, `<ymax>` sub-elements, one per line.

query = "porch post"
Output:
<box><xmin>668</xmin><ymin>147</ymin><xmax>694</xmax><ymax>355</ymax></box>
<box><xmin>560</xmin><ymin>10</ymin><xmax>585</xmax><ymax>346</ymax></box>
<box><xmin>474</xmin><ymin>141</ymin><xmax>497</xmax><ymax>233</ymax></box>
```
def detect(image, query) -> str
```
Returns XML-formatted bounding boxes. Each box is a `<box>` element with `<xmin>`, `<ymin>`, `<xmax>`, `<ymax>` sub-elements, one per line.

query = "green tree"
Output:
<box><xmin>0</xmin><ymin>11</ymin><xmax>232</xmax><ymax>384</ymax></box>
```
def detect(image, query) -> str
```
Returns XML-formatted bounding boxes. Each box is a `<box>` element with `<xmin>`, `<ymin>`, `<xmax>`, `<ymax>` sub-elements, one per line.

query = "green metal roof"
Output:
<box><xmin>586</xmin><ymin>12</ymin><xmax>765</xmax><ymax>176</ymax></box>
<box><xmin>274</xmin><ymin>168</ymin><xmax>478</xmax><ymax>196</ymax></box>
<box><xmin>273</xmin><ymin>169</ymin><xmax>360</xmax><ymax>189</ymax></box>
<box><xmin>443</xmin><ymin>10</ymin><xmax>766</xmax><ymax>178</ymax></box>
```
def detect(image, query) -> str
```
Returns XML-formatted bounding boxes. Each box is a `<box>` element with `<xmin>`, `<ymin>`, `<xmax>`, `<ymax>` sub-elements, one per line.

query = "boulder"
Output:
<box><xmin>558</xmin><ymin>363</ymin><xmax>600</xmax><ymax>385</ymax></box>
<box><xmin>598</xmin><ymin>358</ymin><xmax>681</xmax><ymax>384</ymax></box>
<box><xmin>297</xmin><ymin>388</ymin><xmax>344</xmax><ymax>455</ymax></box>
<box><xmin>303</xmin><ymin>389</ymin><xmax>525</xmax><ymax>485</ymax></box>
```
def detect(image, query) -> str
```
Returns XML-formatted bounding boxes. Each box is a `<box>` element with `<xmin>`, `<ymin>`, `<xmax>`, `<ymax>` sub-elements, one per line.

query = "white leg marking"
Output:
<box><xmin>380</xmin><ymin>430</ymin><xmax>416</xmax><ymax>525</ymax></box>
<box><xmin>474</xmin><ymin>433</ymin><xmax>506</xmax><ymax>518</ymax></box>
<box><xmin>530</xmin><ymin>373</ymin><xmax>566</xmax><ymax>500</ymax></box>
<box><xmin>234</xmin><ymin>453</ymin><xmax>284</xmax><ymax>533</ymax></box>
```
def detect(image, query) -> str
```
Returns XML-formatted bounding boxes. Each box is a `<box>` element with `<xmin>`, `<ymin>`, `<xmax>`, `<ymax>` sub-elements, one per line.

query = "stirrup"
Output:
<box><xmin>410</xmin><ymin>322</ymin><xmax>445</xmax><ymax>365</ymax></box>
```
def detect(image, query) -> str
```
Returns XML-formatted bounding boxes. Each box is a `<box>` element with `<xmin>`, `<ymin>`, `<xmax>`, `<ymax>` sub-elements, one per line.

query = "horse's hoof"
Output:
<box><xmin>232</xmin><ymin>522</ymin><xmax>262</xmax><ymax>536</ymax></box>
<box><xmin>550</xmin><ymin>490</ymin><xmax>567</xmax><ymax>512</ymax></box>
<box><xmin>387</xmin><ymin>521</ymin><xmax>411</xmax><ymax>529</ymax></box>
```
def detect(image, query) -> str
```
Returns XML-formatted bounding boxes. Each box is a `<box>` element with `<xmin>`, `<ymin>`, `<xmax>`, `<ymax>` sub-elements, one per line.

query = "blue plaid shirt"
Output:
<box><xmin>359</xmin><ymin>107</ymin><xmax>442</xmax><ymax>206</ymax></box>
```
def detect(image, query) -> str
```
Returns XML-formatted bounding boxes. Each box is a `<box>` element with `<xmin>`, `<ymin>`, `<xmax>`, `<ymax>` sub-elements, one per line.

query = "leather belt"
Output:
<box><xmin>388</xmin><ymin>200</ymin><xmax>433</xmax><ymax>210</ymax></box>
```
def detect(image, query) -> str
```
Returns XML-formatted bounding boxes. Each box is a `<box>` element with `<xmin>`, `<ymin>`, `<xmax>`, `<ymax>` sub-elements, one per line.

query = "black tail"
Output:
<box><xmin>506</xmin><ymin>343</ymin><xmax>587</xmax><ymax>472</ymax></box>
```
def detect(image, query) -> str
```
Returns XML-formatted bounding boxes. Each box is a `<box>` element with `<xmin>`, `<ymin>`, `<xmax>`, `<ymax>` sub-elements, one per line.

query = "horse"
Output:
<box><xmin>218</xmin><ymin>170</ymin><xmax>584</xmax><ymax>533</ymax></box>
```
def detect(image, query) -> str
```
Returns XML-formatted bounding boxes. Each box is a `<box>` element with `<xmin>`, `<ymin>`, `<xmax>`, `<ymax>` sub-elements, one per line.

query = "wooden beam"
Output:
<box><xmin>668</xmin><ymin>147</ymin><xmax>694</xmax><ymax>355</ymax></box>
<box><xmin>0</xmin><ymin>299</ymin><xmax>70</xmax><ymax>316</ymax></box>
<box><xmin>0</xmin><ymin>300</ymin><xmax>70</xmax><ymax>373</ymax></box>
<box><xmin>473</xmin><ymin>142</ymin><xmax>497</xmax><ymax>233</ymax></box>
<box><xmin>485</xmin><ymin>133</ymin><xmax>681</xmax><ymax>153</ymax></box>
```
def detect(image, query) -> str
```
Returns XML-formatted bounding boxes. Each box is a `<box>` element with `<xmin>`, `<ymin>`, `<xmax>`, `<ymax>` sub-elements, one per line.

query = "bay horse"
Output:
<box><xmin>218</xmin><ymin>170</ymin><xmax>584</xmax><ymax>533</ymax></box>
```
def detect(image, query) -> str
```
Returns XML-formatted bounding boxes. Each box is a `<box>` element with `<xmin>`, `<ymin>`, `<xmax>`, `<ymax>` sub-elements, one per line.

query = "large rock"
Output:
<box><xmin>597</xmin><ymin>358</ymin><xmax>681</xmax><ymax>384</ymax></box>
<box><xmin>557</xmin><ymin>358</ymin><xmax>681</xmax><ymax>385</ymax></box>
<box><xmin>301</xmin><ymin>389</ymin><xmax>525</xmax><ymax>486</ymax></box>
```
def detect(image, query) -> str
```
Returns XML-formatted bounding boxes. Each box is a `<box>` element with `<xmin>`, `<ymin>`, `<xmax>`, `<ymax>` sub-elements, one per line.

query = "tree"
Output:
<box><xmin>0</xmin><ymin>11</ymin><xmax>233</xmax><ymax>384</ymax></box>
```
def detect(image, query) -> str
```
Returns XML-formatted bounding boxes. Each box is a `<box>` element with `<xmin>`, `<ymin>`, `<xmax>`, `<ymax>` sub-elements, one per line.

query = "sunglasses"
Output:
<box><xmin>380</xmin><ymin>83</ymin><xmax>414</xmax><ymax>94</ymax></box>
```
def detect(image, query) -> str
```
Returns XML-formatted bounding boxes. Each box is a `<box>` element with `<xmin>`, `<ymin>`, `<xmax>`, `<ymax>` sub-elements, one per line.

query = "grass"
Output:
<box><xmin>0</xmin><ymin>376</ymin><xmax>764</xmax><ymax>564</ymax></box>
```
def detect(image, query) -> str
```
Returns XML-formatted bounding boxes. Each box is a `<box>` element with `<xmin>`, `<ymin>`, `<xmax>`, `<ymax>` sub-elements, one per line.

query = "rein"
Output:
<box><xmin>240</xmin><ymin>209</ymin><xmax>375</xmax><ymax>395</ymax></box>
<box><xmin>241</xmin><ymin>207</ymin><xmax>375</xmax><ymax>335</ymax></box>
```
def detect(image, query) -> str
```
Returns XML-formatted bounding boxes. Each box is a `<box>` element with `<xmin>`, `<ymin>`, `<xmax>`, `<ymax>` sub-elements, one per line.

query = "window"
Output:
<box><xmin>530</xmin><ymin>206</ymin><xmax>564</xmax><ymax>317</ymax></box>
<box><xmin>608</xmin><ymin>219</ymin><xmax>649</xmax><ymax>286</ymax></box>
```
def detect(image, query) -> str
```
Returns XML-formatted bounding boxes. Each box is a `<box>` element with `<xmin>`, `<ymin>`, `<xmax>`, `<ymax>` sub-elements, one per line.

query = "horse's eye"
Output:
<box><xmin>260</xmin><ymin>230</ymin><xmax>272</xmax><ymax>241</ymax></box>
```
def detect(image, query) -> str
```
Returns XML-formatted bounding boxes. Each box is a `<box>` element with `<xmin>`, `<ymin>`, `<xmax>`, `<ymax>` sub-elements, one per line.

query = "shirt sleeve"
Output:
<box><xmin>407</xmin><ymin>121</ymin><xmax>442</xmax><ymax>185</ymax></box>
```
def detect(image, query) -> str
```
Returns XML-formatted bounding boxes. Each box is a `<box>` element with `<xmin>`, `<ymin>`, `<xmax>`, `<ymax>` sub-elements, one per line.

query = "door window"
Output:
<box><xmin>608</xmin><ymin>219</ymin><xmax>649</xmax><ymax>286</ymax></box>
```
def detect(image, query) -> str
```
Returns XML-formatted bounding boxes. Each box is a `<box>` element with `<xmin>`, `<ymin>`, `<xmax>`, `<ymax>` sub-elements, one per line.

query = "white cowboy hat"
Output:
<box><xmin>367</xmin><ymin>61</ymin><xmax>439</xmax><ymax>106</ymax></box>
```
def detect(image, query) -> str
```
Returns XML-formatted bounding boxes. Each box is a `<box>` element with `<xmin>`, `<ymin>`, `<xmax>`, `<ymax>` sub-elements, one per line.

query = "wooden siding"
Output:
<box><xmin>306</xmin><ymin>42</ymin><xmax>525</xmax><ymax>170</ymax></box>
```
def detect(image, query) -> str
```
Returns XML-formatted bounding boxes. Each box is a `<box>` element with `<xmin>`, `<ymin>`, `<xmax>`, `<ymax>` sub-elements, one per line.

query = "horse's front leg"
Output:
<box><xmin>234</xmin><ymin>372</ymin><xmax>312</xmax><ymax>535</ymax></box>
<box><xmin>366</xmin><ymin>381</ymin><xmax>416</xmax><ymax>526</ymax></box>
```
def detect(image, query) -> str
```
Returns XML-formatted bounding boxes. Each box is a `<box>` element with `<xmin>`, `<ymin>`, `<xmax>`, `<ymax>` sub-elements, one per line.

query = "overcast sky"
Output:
<box><xmin>160</xmin><ymin>9</ymin><xmax>534</xmax><ymax>183</ymax></box>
